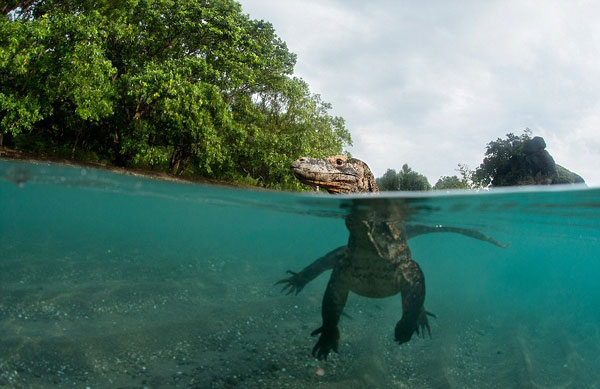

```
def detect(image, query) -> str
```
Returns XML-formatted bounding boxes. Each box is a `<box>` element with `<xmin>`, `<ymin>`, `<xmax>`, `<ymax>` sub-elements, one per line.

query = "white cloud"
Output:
<box><xmin>239</xmin><ymin>0</ymin><xmax>600</xmax><ymax>185</ymax></box>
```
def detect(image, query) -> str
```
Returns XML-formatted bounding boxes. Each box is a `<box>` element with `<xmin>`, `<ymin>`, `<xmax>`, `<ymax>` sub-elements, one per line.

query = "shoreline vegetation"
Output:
<box><xmin>0</xmin><ymin>146</ymin><xmax>263</xmax><ymax>189</ymax></box>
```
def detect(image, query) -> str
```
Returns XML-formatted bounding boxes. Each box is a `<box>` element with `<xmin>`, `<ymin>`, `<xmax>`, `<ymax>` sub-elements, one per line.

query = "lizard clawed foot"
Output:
<box><xmin>395</xmin><ymin>308</ymin><xmax>436</xmax><ymax>344</ymax></box>
<box><xmin>275</xmin><ymin>270</ymin><xmax>307</xmax><ymax>295</ymax></box>
<box><xmin>415</xmin><ymin>309</ymin><xmax>436</xmax><ymax>338</ymax></box>
<box><xmin>311</xmin><ymin>326</ymin><xmax>340</xmax><ymax>360</ymax></box>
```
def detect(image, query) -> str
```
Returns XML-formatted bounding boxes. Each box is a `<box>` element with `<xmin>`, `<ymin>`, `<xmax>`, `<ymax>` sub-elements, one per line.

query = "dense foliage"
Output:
<box><xmin>434</xmin><ymin>164</ymin><xmax>476</xmax><ymax>190</ymax></box>
<box><xmin>0</xmin><ymin>0</ymin><xmax>351</xmax><ymax>189</ymax></box>
<box><xmin>472</xmin><ymin>130</ymin><xmax>532</xmax><ymax>187</ymax></box>
<box><xmin>376</xmin><ymin>163</ymin><xmax>473</xmax><ymax>191</ymax></box>
<box><xmin>434</xmin><ymin>175</ymin><xmax>468</xmax><ymax>190</ymax></box>
<box><xmin>376</xmin><ymin>164</ymin><xmax>431</xmax><ymax>191</ymax></box>
<box><xmin>555</xmin><ymin>164</ymin><xmax>585</xmax><ymax>184</ymax></box>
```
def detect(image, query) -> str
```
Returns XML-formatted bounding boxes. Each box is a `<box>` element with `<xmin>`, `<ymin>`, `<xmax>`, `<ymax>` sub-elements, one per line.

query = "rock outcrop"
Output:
<box><xmin>495</xmin><ymin>136</ymin><xmax>585</xmax><ymax>186</ymax></box>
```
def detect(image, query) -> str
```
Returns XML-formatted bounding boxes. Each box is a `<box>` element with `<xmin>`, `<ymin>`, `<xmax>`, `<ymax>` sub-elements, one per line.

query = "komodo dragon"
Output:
<box><xmin>277</xmin><ymin>155</ymin><xmax>506</xmax><ymax>360</ymax></box>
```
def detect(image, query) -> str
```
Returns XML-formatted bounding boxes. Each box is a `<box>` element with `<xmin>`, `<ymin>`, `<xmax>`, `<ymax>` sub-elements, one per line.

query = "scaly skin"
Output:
<box><xmin>278</xmin><ymin>155</ymin><xmax>506</xmax><ymax>360</ymax></box>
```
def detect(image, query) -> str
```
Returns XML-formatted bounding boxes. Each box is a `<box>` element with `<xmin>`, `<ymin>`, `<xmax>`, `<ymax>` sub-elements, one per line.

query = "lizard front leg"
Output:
<box><xmin>276</xmin><ymin>246</ymin><xmax>347</xmax><ymax>295</ymax></box>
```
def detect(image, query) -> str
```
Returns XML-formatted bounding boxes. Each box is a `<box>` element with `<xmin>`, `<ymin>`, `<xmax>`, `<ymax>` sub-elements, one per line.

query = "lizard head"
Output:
<box><xmin>291</xmin><ymin>155</ymin><xmax>379</xmax><ymax>194</ymax></box>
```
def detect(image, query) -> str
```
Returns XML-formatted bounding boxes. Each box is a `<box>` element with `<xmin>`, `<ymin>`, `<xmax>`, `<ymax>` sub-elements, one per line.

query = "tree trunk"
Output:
<box><xmin>177</xmin><ymin>159</ymin><xmax>188</xmax><ymax>176</ymax></box>
<box><xmin>111</xmin><ymin>129</ymin><xmax>127</xmax><ymax>166</ymax></box>
<box><xmin>71</xmin><ymin>133</ymin><xmax>80</xmax><ymax>159</ymax></box>
<box><xmin>170</xmin><ymin>147</ymin><xmax>182</xmax><ymax>174</ymax></box>
<box><xmin>171</xmin><ymin>159</ymin><xmax>180</xmax><ymax>175</ymax></box>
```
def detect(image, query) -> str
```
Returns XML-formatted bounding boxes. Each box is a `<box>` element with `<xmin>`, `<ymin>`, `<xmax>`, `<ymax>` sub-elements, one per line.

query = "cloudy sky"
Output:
<box><xmin>238</xmin><ymin>0</ymin><xmax>600</xmax><ymax>186</ymax></box>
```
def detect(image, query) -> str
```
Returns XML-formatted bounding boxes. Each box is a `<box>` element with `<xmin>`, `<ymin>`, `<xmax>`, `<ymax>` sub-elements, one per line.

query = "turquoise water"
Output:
<box><xmin>1</xmin><ymin>159</ymin><xmax>599</xmax><ymax>388</ymax></box>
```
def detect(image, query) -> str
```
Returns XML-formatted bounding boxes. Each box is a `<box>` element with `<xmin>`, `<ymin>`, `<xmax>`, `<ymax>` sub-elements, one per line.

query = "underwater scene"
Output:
<box><xmin>1</xmin><ymin>159</ymin><xmax>599</xmax><ymax>388</ymax></box>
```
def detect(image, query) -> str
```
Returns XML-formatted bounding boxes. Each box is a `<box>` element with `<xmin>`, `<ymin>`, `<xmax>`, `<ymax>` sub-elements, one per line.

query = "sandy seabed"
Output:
<box><xmin>1</xmin><ymin>243</ymin><xmax>599</xmax><ymax>389</ymax></box>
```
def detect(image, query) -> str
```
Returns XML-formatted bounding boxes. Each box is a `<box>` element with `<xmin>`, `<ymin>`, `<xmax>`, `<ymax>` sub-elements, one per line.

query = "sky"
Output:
<box><xmin>237</xmin><ymin>0</ymin><xmax>600</xmax><ymax>186</ymax></box>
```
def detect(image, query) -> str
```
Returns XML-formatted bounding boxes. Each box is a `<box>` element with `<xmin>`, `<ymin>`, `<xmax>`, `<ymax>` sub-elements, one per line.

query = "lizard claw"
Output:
<box><xmin>275</xmin><ymin>270</ymin><xmax>307</xmax><ymax>295</ymax></box>
<box><xmin>415</xmin><ymin>309</ymin><xmax>436</xmax><ymax>338</ymax></box>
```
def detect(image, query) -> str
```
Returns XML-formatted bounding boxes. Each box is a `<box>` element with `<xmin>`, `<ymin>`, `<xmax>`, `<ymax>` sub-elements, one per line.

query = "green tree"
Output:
<box><xmin>398</xmin><ymin>164</ymin><xmax>431</xmax><ymax>191</ymax></box>
<box><xmin>473</xmin><ymin>130</ymin><xmax>532</xmax><ymax>187</ymax></box>
<box><xmin>232</xmin><ymin>77</ymin><xmax>351</xmax><ymax>188</ymax></box>
<box><xmin>376</xmin><ymin>164</ymin><xmax>431</xmax><ymax>191</ymax></box>
<box><xmin>434</xmin><ymin>175</ymin><xmax>467</xmax><ymax>190</ymax></box>
<box><xmin>0</xmin><ymin>0</ymin><xmax>351</xmax><ymax>189</ymax></box>
<box><xmin>375</xmin><ymin>168</ymin><xmax>400</xmax><ymax>191</ymax></box>
<box><xmin>435</xmin><ymin>164</ymin><xmax>476</xmax><ymax>190</ymax></box>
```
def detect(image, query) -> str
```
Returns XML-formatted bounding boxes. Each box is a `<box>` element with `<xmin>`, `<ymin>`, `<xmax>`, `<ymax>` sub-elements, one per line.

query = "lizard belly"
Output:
<box><xmin>341</xmin><ymin>259</ymin><xmax>403</xmax><ymax>298</ymax></box>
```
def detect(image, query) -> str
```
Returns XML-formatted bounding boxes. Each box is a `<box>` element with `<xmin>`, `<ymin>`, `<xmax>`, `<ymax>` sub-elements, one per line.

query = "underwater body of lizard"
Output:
<box><xmin>279</xmin><ymin>155</ymin><xmax>506</xmax><ymax>360</ymax></box>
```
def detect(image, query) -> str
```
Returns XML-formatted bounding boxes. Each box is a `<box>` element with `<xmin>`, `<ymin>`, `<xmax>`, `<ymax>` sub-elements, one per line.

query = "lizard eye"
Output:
<box><xmin>336</xmin><ymin>158</ymin><xmax>344</xmax><ymax>166</ymax></box>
